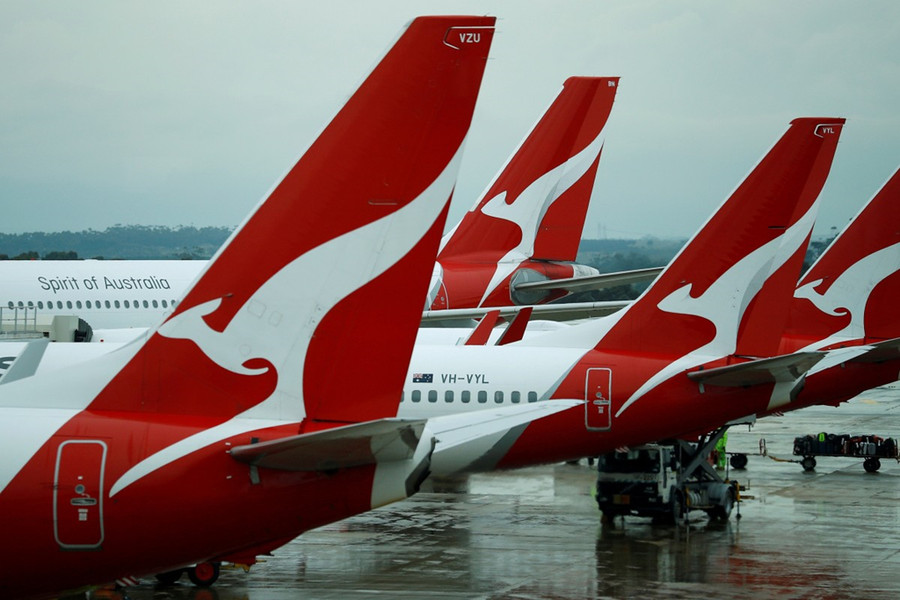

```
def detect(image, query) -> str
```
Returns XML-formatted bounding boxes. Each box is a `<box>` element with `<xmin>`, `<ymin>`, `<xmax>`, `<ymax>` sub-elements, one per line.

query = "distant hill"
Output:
<box><xmin>577</xmin><ymin>237</ymin><xmax>686</xmax><ymax>272</ymax></box>
<box><xmin>576</xmin><ymin>234</ymin><xmax>834</xmax><ymax>299</ymax></box>
<box><xmin>0</xmin><ymin>228</ymin><xmax>832</xmax><ymax>281</ymax></box>
<box><xmin>0</xmin><ymin>225</ymin><xmax>232</xmax><ymax>260</ymax></box>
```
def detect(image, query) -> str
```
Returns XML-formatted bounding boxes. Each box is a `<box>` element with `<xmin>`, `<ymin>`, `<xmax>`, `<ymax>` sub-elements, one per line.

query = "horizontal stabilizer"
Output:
<box><xmin>513</xmin><ymin>266</ymin><xmax>663</xmax><ymax>295</ymax></box>
<box><xmin>229</xmin><ymin>418</ymin><xmax>427</xmax><ymax>472</ymax></box>
<box><xmin>0</xmin><ymin>339</ymin><xmax>48</xmax><ymax>385</ymax></box>
<box><xmin>422</xmin><ymin>300</ymin><xmax>629</xmax><ymax>327</ymax></box>
<box><xmin>687</xmin><ymin>352</ymin><xmax>824</xmax><ymax>387</ymax></box>
<box><xmin>803</xmin><ymin>346</ymin><xmax>872</xmax><ymax>376</ymax></box>
<box><xmin>427</xmin><ymin>400</ymin><xmax>583</xmax><ymax>474</ymax></box>
<box><xmin>849</xmin><ymin>337</ymin><xmax>900</xmax><ymax>364</ymax></box>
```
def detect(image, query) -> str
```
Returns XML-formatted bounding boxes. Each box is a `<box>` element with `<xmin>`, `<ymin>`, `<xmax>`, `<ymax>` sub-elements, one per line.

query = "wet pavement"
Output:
<box><xmin>83</xmin><ymin>387</ymin><xmax>900</xmax><ymax>600</ymax></box>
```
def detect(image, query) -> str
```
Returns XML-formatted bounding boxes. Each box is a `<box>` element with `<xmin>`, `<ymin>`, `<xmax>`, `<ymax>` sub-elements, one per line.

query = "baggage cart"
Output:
<box><xmin>792</xmin><ymin>432</ymin><xmax>898</xmax><ymax>472</ymax></box>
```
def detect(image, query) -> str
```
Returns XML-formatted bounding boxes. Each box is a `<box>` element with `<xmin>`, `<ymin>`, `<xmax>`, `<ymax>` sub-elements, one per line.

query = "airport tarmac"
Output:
<box><xmin>81</xmin><ymin>386</ymin><xmax>900</xmax><ymax>600</ymax></box>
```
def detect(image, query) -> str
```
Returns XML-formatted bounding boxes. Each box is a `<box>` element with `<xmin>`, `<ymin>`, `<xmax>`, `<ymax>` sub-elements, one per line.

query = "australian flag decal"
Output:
<box><xmin>412</xmin><ymin>373</ymin><xmax>433</xmax><ymax>383</ymax></box>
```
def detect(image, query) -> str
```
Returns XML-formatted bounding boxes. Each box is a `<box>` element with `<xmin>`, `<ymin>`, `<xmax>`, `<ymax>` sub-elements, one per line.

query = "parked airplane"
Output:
<box><xmin>404</xmin><ymin>118</ymin><xmax>845</xmax><ymax>474</ymax></box>
<box><xmin>1</xmin><ymin>118</ymin><xmax>847</xmax><ymax>479</ymax></box>
<box><xmin>0</xmin><ymin>16</ymin><xmax>495</xmax><ymax>598</ymax></box>
<box><xmin>763</xmin><ymin>166</ymin><xmax>900</xmax><ymax>414</ymax></box>
<box><xmin>424</xmin><ymin>166</ymin><xmax>900</xmax><ymax>434</ymax></box>
<box><xmin>0</xmin><ymin>259</ymin><xmax>197</xmax><ymax>330</ymax></box>
<box><xmin>429</xmin><ymin>75</ymin><xmax>620</xmax><ymax>309</ymax></box>
<box><xmin>0</xmin><ymin>76</ymin><xmax>630</xmax><ymax>336</ymax></box>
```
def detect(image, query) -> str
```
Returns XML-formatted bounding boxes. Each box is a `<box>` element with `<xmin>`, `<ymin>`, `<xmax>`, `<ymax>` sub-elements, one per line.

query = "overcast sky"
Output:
<box><xmin>2</xmin><ymin>1</ymin><xmax>898</xmax><ymax>240</ymax></box>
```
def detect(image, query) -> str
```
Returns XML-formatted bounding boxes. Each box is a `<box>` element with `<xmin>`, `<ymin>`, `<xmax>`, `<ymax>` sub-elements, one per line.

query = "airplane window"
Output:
<box><xmin>37</xmin><ymin>301</ymin><xmax>44</xmax><ymax>309</ymax></box>
<box><xmin>57</xmin><ymin>301</ymin><xmax>63</xmax><ymax>309</ymax></box>
<box><xmin>528</xmin><ymin>391</ymin><xmax>538</xmax><ymax>403</ymax></box>
<box><xmin>6</xmin><ymin>302</ymin><xmax>11</xmax><ymax>309</ymax></box>
<box><xmin>114</xmin><ymin>300</ymin><xmax>120</xmax><ymax>308</ymax></box>
<box><xmin>400</xmin><ymin>392</ymin><xmax>405</xmax><ymax>403</ymax></box>
<box><xmin>124</xmin><ymin>300</ymin><xmax>130</xmax><ymax>308</ymax></box>
<box><xmin>461</xmin><ymin>390</ymin><xmax>471</xmax><ymax>403</ymax></box>
<box><xmin>411</xmin><ymin>390</ymin><xmax>421</xmax><ymax>403</ymax></box>
<box><xmin>511</xmin><ymin>391</ymin><xmax>521</xmax><ymax>404</ymax></box>
<box><xmin>152</xmin><ymin>300</ymin><xmax>158</xmax><ymax>308</ymax></box>
<box><xmin>134</xmin><ymin>300</ymin><xmax>139</xmax><ymax>308</ymax></box>
<box><xmin>66</xmin><ymin>301</ymin><xmax>72</xmax><ymax>309</ymax></box>
<box><xmin>76</xmin><ymin>301</ymin><xmax>82</xmax><ymax>309</ymax></box>
<box><xmin>477</xmin><ymin>391</ymin><xmax>487</xmax><ymax>403</ymax></box>
<box><xmin>428</xmin><ymin>390</ymin><xmax>437</xmax><ymax>403</ymax></box>
<box><xmin>27</xmin><ymin>301</ymin><xmax>34</xmax><ymax>308</ymax></box>
<box><xmin>494</xmin><ymin>391</ymin><xmax>504</xmax><ymax>404</ymax></box>
<box><xmin>444</xmin><ymin>390</ymin><xmax>453</xmax><ymax>403</ymax></box>
<box><xmin>142</xmin><ymin>300</ymin><xmax>149</xmax><ymax>308</ymax></box>
<box><xmin>162</xmin><ymin>300</ymin><xmax>168</xmax><ymax>308</ymax></box>
<box><xmin>172</xmin><ymin>299</ymin><xmax>178</xmax><ymax>306</ymax></box>
<box><xmin>86</xmin><ymin>301</ymin><xmax>92</xmax><ymax>309</ymax></box>
<box><xmin>17</xmin><ymin>301</ymin><xmax>24</xmax><ymax>308</ymax></box>
<box><xmin>105</xmin><ymin>301</ymin><xmax>111</xmax><ymax>308</ymax></box>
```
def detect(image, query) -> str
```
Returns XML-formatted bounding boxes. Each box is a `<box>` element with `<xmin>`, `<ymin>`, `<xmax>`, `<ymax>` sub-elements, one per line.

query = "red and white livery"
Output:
<box><xmin>429</xmin><ymin>76</ymin><xmax>620</xmax><ymax>309</ymax></box>
<box><xmin>0</xmin><ymin>16</ymin><xmax>494</xmax><ymax>598</ymax></box>
<box><xmin>767</xmin><ymin>166</ymin><xmax>900</xmax><ymax>412</ymax></box>
<box><xmin>407</xmin><ymin>118</ymin><xmax>846</xmax><ymax>473</ymax></box>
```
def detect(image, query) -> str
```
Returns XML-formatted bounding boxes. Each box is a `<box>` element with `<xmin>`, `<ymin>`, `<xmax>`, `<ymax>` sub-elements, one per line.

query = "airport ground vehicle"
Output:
<box><xmin>793</xmin><ymin>432</ymin><xmax>899</xmax><ymax>472</ymax></box>
<box><xmin>595</xmin><ymin>430</ymin><xmax>740</xmax><ymax>523</ymax></box>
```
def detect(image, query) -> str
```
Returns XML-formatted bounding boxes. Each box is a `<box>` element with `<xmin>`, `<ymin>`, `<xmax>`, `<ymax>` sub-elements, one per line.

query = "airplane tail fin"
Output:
<box><xmin>562</xmin><ymin>118</ymin><xmax>844</xmax><ymax>360</ymax></box>
<box><xmin>730</xmin><ymin>122</ymin><xmax>845</xmax><ymax>357</ymax></box>
<box><xmin>89</xmin><ymin>16</ymin><xmax>495</xmax><ymax>425</ymax></box>
<box><xmin>789</xmin><ymin>167</ymin><xmax>900</xmax><ymax>346</ymax></box>
<box><xmin>439</xmin><ymin>77</ymin><xmax>619</xmax><ymax>265</ymax></box>
<box><xmin>0</xmin><ymin>339</ymin><xmax>48</xmax><ymax>385</ymax></box>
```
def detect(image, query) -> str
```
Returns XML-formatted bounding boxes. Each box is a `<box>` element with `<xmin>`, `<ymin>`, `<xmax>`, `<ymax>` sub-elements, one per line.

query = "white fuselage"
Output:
<box><xmin>399</xmin><ymin>343</ymin><xmax>586</xmax><ymax>419</ymax></box>
<box><xmin>0</xmin><ymin>260</ymin><xmax>203</xmax><ymax>330</ymax></box>
<box><xmin>0</xmin><ymin>337</ymin><xmax>586</xmax><ymax>412</ymax></box>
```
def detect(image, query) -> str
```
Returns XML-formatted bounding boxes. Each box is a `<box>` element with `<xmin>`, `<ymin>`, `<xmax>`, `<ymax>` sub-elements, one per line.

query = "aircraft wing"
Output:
<box><xmin>427</xmin><ymin>400</ymin><xmax>583</xmax><ymax>474</ymax></box>
<box><xmin>421</xmin><ymin>300</ymin><xmax>630</xmax><ymax>326</ymax></box>
<box><xmin>687</xmin><ymin>352</ymin><xmax>825</xmax><ymax>387</ymax></box>
<box><xmin>229</xmin><ymin>418</ymin><xmax>427</xmax><ymax>471</ymax></box>
<box><xmin>512</xmin><ymin>266</ymin><xmax>663</xmax><ymax>295</ymax></box>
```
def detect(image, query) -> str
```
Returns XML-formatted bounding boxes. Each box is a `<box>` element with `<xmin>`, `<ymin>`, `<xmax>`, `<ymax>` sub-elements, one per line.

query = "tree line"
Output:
<box><xmin>0</xmin><ymin>225</ymin><xmax>232</xmax><ymax>260</ymax></box>
<box><xmin>1</xmin><ymin>226</ymin><xmax>833</xmax><ymax>303</ymax></box>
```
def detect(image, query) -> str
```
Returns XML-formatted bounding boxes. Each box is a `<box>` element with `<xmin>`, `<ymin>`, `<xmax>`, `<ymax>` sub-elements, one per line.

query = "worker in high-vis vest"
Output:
<box><xmin>715</xmin><ymin>431</ymin><xmax>728</xmax><ymax>469</ymax></box>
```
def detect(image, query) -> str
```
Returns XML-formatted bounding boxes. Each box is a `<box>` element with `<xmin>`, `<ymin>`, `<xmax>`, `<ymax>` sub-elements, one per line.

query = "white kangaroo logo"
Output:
<box><xmin>476</xmin><ymin>129</ymin><xmax>606</xmax><ymax>305</ymax></box>
<box><xmin>110</xmin><ymin>148</ymin><xmax>463</xmax><ymax>496</ymax></box>
<box><xmin>615</xmin><ymin>199</ymin><xmax>819</xmax><ymax>416</ymax></box>
<box><xmin>793</xmin><ymin>241</ymin><xmax>900</xmax><ymax>350</ymax></box>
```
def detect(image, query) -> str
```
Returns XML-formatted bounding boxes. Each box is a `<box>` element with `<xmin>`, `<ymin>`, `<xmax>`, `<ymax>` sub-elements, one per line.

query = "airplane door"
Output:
<box><xmin>53</xmin><ymin>440</ymin><xmax>107</xmax><ymax>550</ymax></box>
<box><xmin>585</xmin><ymin>368</ymin><xmax>612</xmax><ymax>431</ymax></box>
